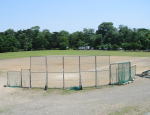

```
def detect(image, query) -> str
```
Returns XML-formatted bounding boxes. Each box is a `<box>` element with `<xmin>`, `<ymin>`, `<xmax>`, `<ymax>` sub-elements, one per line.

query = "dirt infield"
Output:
<box><xmin>0</xmin><ymin>56</ymin><xmax>150</xmax><ymax>88</ymax></box>
<box><xmin>0</xmin><ymin>56</ymin><xmax>149</xmax><ymax>72</ymax></box>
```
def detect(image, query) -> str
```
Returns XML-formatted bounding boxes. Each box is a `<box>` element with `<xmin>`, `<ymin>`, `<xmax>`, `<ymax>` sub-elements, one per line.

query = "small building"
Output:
<box><xmin>78</xmin><ymin>46</ymin><xmax>90</xmax><ymax>50</ymax></box>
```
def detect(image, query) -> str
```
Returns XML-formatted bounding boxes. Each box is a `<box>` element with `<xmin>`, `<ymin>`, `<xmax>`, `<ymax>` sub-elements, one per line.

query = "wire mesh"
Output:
<box><xmin>131</xmin><ymin>65</ymin><xmax>136</xmax><ymax>80</ymax></box>
<box><xmin>64</xmin><ymin>56</ymin><xmax>79</xmax><ymax>72</ymax></box>
<box><xmin>97</xmin><ymin>70</ymin><xmax>109</xmax><ymax>86</ymax></box>
<box><xmin>97</xmin><ymin>56</ymin><xmax>110</xmax><ymax>71</ymax></box>
<box><xmin>81</xmin><ymin>72</ymin><xmax>95</xmax><ymax>87</ymax></box>
<box><xmin>64</xmin><ymin>73</ymin><xmax>79</xmax><ymax>88</ymax></box>
<box><xmin>31</xmin><ymin>72</ymin><xmax>46</xmax><ymax>88</ymax></box>
<box><xmin>48</xmin><ymin>73</ymin><xmax>63</xmax><ymax>88</ymax></box>
<box><xmin>21</xmin><ymin>69</ymin><xmax>30</xmax><ymax>88</ymax></box>
<box><xmin>7</xmin><ymin>71</ymin><xmax>21</xmax><ymax>87</ymax></box>
<box><xmin>118</xmin><ymin>62</ymin><xmax>130</xmax><ymax>84</ymax></box>
<box><xmin>80</xmin><ymin>56</ymin><xmax>95</xmax><ymax>72</ymax></box>
<box><xmin>0</xmin><ymin>72</ymin><xmax>7</xmax><ymax>87</ymax></box>
<box><xmin>6</xmin><ymin>56</ymin><xmax>111</xmax><ymax>89</ymax></box>
<box><xmin>110</xmin><ymin>62</ymin><xmax>131</xmax><ymax>85</ymax></box>
<box><xmin>47</xmin><ymin>56</ymin><xmax>63</xmax><ymax>72</ymax></box>
<box><xmin>30</xmin><ymin>56</ymin><xmax>46</xmax><ymax>72</ymax></box>
<box><xmin>110</xmin><ymin>63</ymin><xmax>118</xmax><ymax>84</ymax></box>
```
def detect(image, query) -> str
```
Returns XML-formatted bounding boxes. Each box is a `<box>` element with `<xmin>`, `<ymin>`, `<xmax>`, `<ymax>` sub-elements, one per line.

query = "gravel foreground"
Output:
<box><xmin>0</xmin><ymin>77</ymin><xmax>150</xmax><ymax>115</ymax></box>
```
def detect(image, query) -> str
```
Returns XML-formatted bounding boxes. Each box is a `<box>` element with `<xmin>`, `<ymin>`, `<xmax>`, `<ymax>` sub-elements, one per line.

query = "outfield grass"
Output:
<box><xmin>0</xmin><ymin>50</ymin><xmax>149</xmax><ymax>59</ymax></box>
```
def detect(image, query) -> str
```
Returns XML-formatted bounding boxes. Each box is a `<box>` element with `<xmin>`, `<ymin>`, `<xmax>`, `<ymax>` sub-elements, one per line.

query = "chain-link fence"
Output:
<box><xmin>7</xmin><ymin>71</ymin><xmax>21</xmax><ymax>87</ymax></box>
<box><xmin>6</xmin><ymin>56</ymin><xmax>136</xmax><ymax>89</ymax></box>
<box><xmin>110</xmin><ymin>62</ymin><xmax>135</xmax><ymax>85</ymax></box>
<box><xmin>21</xmin><ymin>69</ymin><xmax>30</xmax><ymax>88</ymax></box>
<box><xmin>131</xmin><ymin>65</ymin><xmax>136</xmax><ymax>80</ymax></box>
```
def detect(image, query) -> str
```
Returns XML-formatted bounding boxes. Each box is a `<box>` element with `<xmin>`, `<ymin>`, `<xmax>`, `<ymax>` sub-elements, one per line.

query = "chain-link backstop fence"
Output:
<box><xmin>6</xmin><ymin>56</ymin><xmax>136</xmax><ymax>89</ymax></box>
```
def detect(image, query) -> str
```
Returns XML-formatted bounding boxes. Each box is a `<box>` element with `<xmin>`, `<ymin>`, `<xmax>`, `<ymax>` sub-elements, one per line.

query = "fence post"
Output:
<box><xmin>109</xmin><ymin>55</ymin><xmax>111</xmax><ymax>66</ymax></box>
<box><xmin>129</xmin><ymin>62</ymin><xmax>132</xmax><ymax>81</ymax></box>
<box><xmin>7</xmin><ymin>72</ymin><xmax>9</xmax><ymax>87</ymax></box>
<box><xmin>29</xmin><ymin>56</ymin><xmax>32</xmax><ymax>88</ymax></box>
<box><xmin>21</xmin><ymin>69</ymin><xmax>22</xmax><ymax>87</ymax></box>
<box><xmin>95</xmin><ymin>56</ymin><xmax>97</xmax><ymax>87</ymax></box>
<box><xmin>109</xmin><ymin>56</ymin><xmax>111</xmax><ymax>85</ymax></box>
<box><xmin>135</xmin><ymin>65</ymin><xmax>137</xmax><ymax>75</ymax></box>
<box><xmin>45</xmin><ymin>56</ymin><xmax>48</xmax><ymax>90</ymax></box>
<box><xmin>116</xmin><ymin>67</ymin><xmax>118</xmax><ymax>83</ymax></box>
<box><xmin>63</xmin><ymin>56</ymin><xmax>65</xmax><ymax>89</ymax></box>
<box><xmin>79</xmin><ymin>56</ymin><xmax>82</xmax><ymax>89</ymax></box>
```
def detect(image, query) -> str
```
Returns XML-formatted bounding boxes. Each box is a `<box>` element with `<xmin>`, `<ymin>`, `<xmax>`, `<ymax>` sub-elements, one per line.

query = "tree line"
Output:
<box><xmin>0</xmin><ymin>22</ymin><xmax>150</xmax><ymax>53</ymax></box>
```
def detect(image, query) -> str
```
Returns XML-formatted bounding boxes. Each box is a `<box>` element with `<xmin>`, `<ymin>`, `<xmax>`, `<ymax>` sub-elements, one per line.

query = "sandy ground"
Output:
<box><xmin>0</xmin><ymin>56</ymin><xmax>149</xmax><ymax>88</ymax></box>
<box><xmin>0</xmin><ymin>77</ymin><xmax>150</xmax><ymax>115</ymax></box>
<box><xmin>0</xmin><ymin>56</ymin><xmax>150</xmax><ymax>115</ymax></box>
<box><xmin>0</xmin><ymin>56</ymin><xmax>149</xmax><ymax>73</ymax></box>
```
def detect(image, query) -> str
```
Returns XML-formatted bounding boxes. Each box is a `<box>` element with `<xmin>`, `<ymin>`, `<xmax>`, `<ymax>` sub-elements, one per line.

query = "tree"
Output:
<box><xmin>2</xmin><ymin>29</ymin><xmax>20</xmax><ymax>52</ymax></box>
<box><xmin>89</xmin><ymin>34</ymin><xmax>103</xmax><ymax>49</ymax></box>
<box><xmin>69</xmin><ymin>31</ymin><xmax>85</xmax><ymax>49</ymax></box>
<box><xmin>96</xmin><ymin>22</ymin><xmax>117</xmax><ymax>45</ymax></box>
<box><xmin>33</xmin><ymin>32</ymin><xmax>49</xmax><ymax>50</ymax></box>
<box><xmin>83</xmin><ymin>28</ymin><xmax>95</xmax><ymax>47</ymax></box>
<box><xmin>0</xmin><ymin>35</ymin><xmax>20</xmax><ymax>52</ymax></box>
<box><xmin>30</xmin><ymin>26</ymin><xmax>40</xmax><ymax>50</ymax></box>
<box><xmin>42</xmin><ymin>29</ymin><xmax>52</xmax><ymax>49</ymax></box>
<box><xmin>0</xmin><ymin>23</ymin><xmax>149</xmax><ymax>52</ymax></box>
<box><xmin>57</xmin><ymin>31</ymin><xmax>69</xmax><ymax>50</ymax></box>
<box><xmin>15</xmin><ymin>30</ymin><xmax>32</xmax><ymax>51</ymax></box>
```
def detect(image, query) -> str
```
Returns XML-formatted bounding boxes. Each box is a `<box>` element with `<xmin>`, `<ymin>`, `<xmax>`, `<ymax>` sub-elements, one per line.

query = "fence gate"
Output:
<box><xmin>21</xmin><ymin>69</ymin><xmax>30</xmax><ymax>88</ymax></box>
<box><xmin>110</xmin><ymin>62</ymin><xmax>133</xmax><ymax>85</ymax></box>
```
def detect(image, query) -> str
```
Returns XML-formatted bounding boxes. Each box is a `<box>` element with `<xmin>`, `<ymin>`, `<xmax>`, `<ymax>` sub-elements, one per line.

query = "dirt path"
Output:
<box><xmin>0</xmin><ymin>77</ymin><xmax>150</xmax><ymax>115</ymax></box>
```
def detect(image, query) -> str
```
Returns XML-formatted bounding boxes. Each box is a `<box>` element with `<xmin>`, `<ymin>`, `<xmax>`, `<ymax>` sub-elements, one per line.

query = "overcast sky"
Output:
<box><xmin>0</xmin><ymin>0</ymin><xmax>150</xmax><ymax>32</ymax></box>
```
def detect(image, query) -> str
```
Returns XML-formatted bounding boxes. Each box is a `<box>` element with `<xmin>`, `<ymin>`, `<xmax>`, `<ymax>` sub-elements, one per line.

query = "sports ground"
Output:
<box><xmin>0</xmin><ymin>50</ymin><xmax>150</xmax><ymax>115</ymax></box>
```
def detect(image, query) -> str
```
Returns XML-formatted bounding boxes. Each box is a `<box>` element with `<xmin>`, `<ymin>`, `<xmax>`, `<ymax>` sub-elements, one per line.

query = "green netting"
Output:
<box><xmin>118</xmin><ymin>62</ymin><xmax>130</xmax><ymax>84</ymax></box>
<box><xmin>110</xmin><ymin>62</ymin><xmax>133</xmax><ymax>85</ymax></box>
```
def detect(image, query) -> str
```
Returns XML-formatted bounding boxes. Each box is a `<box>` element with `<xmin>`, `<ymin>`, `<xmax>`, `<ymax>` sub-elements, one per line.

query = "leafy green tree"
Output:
<box><xmin>33</xmin><ymin>32</ymin><xmax>49</xmax><ymax>50</ymax></box>
<box><xmin>96</xmin><ymin>22</ymin><xmax>118</xmax><ymax>45</ymax></box>
<box><xmin>90</xmin><ymin>34</ymin><xmax>103</xmax><ymax>49</ymax></box>
<box><xmin>69</xmin><ymin>31</ymin><xmax>85</xmax><ymax>49</ymax></box>
<box><xmin>0</xmin><ymin>23</ymin><xmax>150</xmax><ymax>52</ymax></box>
<box><xmin>30</xmin><ymin>26</ymin><xmax>40</xmax><ymax>50</ymax></box>
<box><xmin>15</xmin><ymin>30</ymin><xmax>32</xmax><ymax>51</ymax></box>
<box><xmin>57</xmin><ymin>31</ymin><xmax>69</xmax><ymax>50</ymax></box>
<box><xmin>3</xmin><ymin>29</ymin><xmax>20</xmax><ymax>52</ymax></box>
<box><xmin>0</xmin><ymin>35</ymin><xmax>20</xmax><ymax>52</ymax></box>
<box><xmin>83</xmin><ymin>28</ymin><xmax>95</xmax><ymax>47</ymax></box>
<box><xmin>42</xmin><ymin>29</ymin><xmax>52</xmax><ymax>49</ymax></box>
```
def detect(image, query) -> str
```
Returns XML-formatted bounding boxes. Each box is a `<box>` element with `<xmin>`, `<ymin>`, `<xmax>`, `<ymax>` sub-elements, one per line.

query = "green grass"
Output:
<box><xmin>0</xmin><ymin>50</ymin><xmax>149</xmax><ymax>59</ymax></box>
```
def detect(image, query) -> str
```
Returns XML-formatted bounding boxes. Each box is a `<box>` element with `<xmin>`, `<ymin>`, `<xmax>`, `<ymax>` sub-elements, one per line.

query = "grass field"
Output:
<box><xmin>0</xmin><ymin>50</ymin><xmax>149</xmax><ymax>59</ymax></box>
